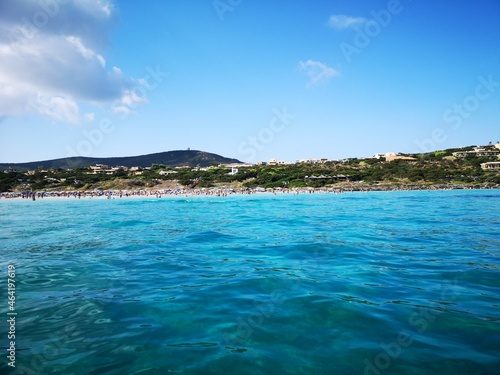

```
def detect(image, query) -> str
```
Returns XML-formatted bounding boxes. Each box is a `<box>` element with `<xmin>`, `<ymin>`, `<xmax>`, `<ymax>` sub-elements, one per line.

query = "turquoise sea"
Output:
<box><xmin>1</xmin><ymin>190</ymin><xmax>500</xmax><ymax>375</ymax></box>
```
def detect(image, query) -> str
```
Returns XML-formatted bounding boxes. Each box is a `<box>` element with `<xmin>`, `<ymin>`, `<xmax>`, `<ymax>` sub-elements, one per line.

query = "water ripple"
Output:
<box><xmin>1</xmin><ymin>190</ymin><xmax>499</xmax><ymax>374</ymax></box>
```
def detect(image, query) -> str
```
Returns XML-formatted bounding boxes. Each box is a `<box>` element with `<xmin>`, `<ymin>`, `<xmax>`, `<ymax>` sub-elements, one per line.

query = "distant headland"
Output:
<box><xmin>0</xmin><ymin>150</ymin><xmax>241</xmax><ymax>171</ymax></box>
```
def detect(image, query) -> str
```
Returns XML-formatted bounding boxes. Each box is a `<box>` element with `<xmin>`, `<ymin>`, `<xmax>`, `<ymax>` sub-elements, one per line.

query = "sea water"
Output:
<box><xmin>1</xmin><ymin>190</ymin><xmax>499</xmax><ymax>374</ymax></box>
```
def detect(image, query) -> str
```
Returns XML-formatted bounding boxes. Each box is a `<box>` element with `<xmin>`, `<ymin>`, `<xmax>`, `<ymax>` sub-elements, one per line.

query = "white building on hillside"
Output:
<box><xmin>481</xmin><ymin>162</ymin><xmax>500</xmax><ymax>170</ymax></box>
<box><xmin>372</xmin><ymin>152</ymin><xmax>396</xmax><ymax>159</ymax></box>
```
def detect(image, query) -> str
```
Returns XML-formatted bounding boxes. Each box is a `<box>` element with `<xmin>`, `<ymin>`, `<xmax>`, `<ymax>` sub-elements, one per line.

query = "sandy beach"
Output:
<box><xmin>1</xmin><ymin>183</ymin><xmax>498</xmax><ymax>201</ymax></box>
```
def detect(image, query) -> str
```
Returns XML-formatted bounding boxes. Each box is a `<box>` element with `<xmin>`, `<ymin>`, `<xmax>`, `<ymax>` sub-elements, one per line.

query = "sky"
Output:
<box><xmin>0</xmin><ymin>0</ymin><xmax>499</xmax><ymax>164</ymax></box>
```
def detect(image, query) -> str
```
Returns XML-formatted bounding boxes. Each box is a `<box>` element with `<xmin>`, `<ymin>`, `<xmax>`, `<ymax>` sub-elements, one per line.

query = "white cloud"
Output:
<box><xmin>66</xmin><ymin>36</ymin><xmax>106</xmax><ymax>67</ymax></box>
<box><xmin>97</xmin><ymin>0</ymin><xmax>114</xmax><ymax>16</ymax></box>
<box><xmin>29</xmin><ymin>94</ymin><xmax>82</xmax><ymax>124</ymax></box>
<box><xmin>298</xmin><ymin>60</ymin><xmax>340</xmax><ymax>88</ymax></box>
<box><xmin>113</xmin><ymin>89</ymin><xmax>148</xmax><ymax>116</ymax></box>
<box><xmin>327</xmin><ymin>14</ymin><xmax>371</xmax><ymax>30</ymax></box>
<box><xmin>0</xmin><ymin>0</ymin><xmax>143</xmax><ymax>124</ymax></box>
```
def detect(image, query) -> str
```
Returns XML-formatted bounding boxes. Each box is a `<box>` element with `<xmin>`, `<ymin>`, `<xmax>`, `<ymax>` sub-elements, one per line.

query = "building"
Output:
<box><xmin>88</xmin><ymin>164</ymin><xmax>128</xmax><ymax>175</ymax></box>
<box><xmin>89</xmin><ymin>164</ymin><xmax>108</xmax><ymax>173</ymax></box>
<box><xmin>268</xmin><ymin>159</ymin><xmax>292</xmax><ymax>165</ymax></box>
<box><xmin>372</xmin><ymin>152</ymin><xmax>396</xmax><ymax>159</ymax></box>
<box><xmin>129</xmin><ymin>166</ymin><xmax>143</xmax><ymax>176</ymax></box>
<box><xmin>159</xmin><ymin>170</ymin><xmax>178</xmax><ymax>176</ymax></box>
<box><xmin>105</xmin><ymin>166</ymin><xmax>128</xmax><ymax>175</ymax></box>
<box><xmin>220</xmin><ymin>163</ymin><xmax>254</xmax><ymax>168</ymax></box>
<box><xmin>481</xmin><ymin>162</ymin><xmax>500</xmax><ymax>170</ymax></box>
<box><xmin>452</xmin><ymin>146</ymin><xmax>500</xmax><ymax>158</ymax></box>
<box><xmin>129</xmin><ymin>166</ymin><xmax>143</xmax><ymax>175</ymax></box>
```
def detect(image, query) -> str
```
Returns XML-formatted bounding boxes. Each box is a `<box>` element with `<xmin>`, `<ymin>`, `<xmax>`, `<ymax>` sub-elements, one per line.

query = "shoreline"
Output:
<box><xmin>1</xmin><ymin>183</ymin><xmax>499</xmax><ymax>200</ymax></box>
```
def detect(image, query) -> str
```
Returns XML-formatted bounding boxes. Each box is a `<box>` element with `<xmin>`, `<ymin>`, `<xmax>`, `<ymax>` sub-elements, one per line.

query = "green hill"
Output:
<box><xmin>0</xmin><ymin>150</ymin><xmax>241</xmax><ymax>171</ymax></box>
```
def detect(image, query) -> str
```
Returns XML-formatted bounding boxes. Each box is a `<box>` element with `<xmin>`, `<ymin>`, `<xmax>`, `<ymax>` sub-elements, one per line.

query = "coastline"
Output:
<box><xmin>1</xmin><ymin>183</ymin><xmax>499</xmax><ymax>200</ymax></box>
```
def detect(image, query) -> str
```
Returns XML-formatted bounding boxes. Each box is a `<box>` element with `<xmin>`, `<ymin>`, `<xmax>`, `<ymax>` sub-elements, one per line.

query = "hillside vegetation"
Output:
<box><xmin>1</xmin><ymin>147</ymin><xmax>499</xmax><ymax>192</ymax></box>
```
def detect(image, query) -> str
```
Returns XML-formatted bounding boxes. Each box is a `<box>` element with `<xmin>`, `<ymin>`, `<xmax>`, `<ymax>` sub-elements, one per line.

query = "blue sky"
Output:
<box><xmin>0</xmin><ymin>0</ymin><xmax>499</xmax><ymax>163</ymax></box>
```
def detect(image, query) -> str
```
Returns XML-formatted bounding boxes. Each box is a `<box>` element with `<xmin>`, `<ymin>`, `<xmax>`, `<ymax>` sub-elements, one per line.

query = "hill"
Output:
<box><xmin>0</xmin><ymin>150</ymin><xmax>241</xmax><ymax>171</ymax></box>
<box><xmin>1</xmin><ymin>144</ymin><xmax>499</xmax><ymax>193</ymax></box>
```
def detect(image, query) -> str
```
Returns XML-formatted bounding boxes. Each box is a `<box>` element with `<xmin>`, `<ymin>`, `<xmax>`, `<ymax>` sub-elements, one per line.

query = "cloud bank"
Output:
<box><xmin>0</xmin><ymin>0</ymin><xmax>143</xmax><ymax>124</ymax></box>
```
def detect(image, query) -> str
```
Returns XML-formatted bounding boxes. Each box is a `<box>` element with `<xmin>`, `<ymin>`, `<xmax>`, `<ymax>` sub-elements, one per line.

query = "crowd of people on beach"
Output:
<box><xmin>0</xmin><ymin>184</ymin><xmax>497</xmax><ymax>200</ymax></box>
